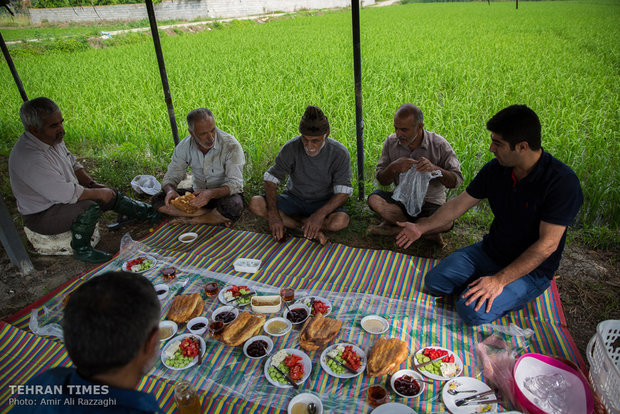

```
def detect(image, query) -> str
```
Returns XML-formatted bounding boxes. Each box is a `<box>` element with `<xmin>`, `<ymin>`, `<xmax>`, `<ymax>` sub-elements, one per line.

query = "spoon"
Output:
<box><xmin>447</xmin><ymin>388</ymin><xmax>477</xmax><ymax>395</ymax></box>
<box><xmin>307</xmin><ymin>402</ymin><xmax>317</xmax><ymax>414</ymax></box>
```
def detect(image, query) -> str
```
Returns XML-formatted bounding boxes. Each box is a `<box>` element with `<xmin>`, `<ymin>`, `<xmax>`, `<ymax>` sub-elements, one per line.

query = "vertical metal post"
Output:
<box><xmin>351</xmin><ymin>0</ymin><xmax>365</xmax><ymax>200</ymax></box>
<box><xmin>145</xmin><ymin>0</ymin><xmax>180</xmax><ymax>146</ymax></box>
<box><xmin>0</xmin><ymin>32</ymin><xmax>28</xmax><ymax>102</ymax></box>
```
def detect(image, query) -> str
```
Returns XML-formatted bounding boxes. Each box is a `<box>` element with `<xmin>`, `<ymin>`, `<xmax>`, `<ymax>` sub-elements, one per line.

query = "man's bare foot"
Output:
<box><xmin>315</xmin><ymin>231</ymin><xmax>328</xmax><ymax>246</ymax></box>
<box><xmin>169</xmin><ymin>217</ymin><xmax>193</xmax><ymax>226</ymax></box>
<box><xmin>367</xmin><ymin>221</ymin><xmax>401</xmax><ymax>236</ymax></box>
<box><xmin>423</xmin><ymin>233</ymin><xmax>447</xmax><ymax>248</ymax></box>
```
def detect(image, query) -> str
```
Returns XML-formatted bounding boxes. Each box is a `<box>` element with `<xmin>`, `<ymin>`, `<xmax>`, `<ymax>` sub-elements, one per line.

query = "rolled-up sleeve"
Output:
<box><xmin>332</xmin><ymin>145</ymin><xmax>353</xmax><ymax>195</ymax></box>
<box><xmin>162</xmin><ymin>141</ymin><xmax>190</xmax><ymax>188</ymax></box>
<box><xmin>440</xmin><ymin>143</ymin><xmax>464</xmax><ymax>188</ymax></box>
<box><xmin>222</xmin><ymin>141</ymin><xmax>245</xmax><ymax>194</ymax></box>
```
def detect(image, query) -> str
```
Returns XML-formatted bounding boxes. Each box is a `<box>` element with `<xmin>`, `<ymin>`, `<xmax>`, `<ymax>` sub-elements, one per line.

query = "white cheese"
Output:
<box><xmin>440</xmin><ymin>362</ymin><xmax>458</xmax><ymax>378</ymax></box>
<box><xmin>164</xmin><ymin>341</ymin><xmax>180</xmax><ymax>359</ymax></box>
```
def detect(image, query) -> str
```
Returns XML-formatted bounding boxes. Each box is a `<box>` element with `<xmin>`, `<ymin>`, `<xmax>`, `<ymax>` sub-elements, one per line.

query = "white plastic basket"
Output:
<box><xmin>586</xmin><ymin>320</ymin><xmax>620</xmax><ymax>413</ymax></box>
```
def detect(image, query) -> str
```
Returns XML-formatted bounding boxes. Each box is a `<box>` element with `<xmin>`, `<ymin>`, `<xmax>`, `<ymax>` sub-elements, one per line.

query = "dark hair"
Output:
<box><xmin>63</xmin><ymin>271</ymin><xmax>160</xmax><ymax>378</ymax></box>
<box><xmin>486</xmin><ymin>105</ymin><xmax>541</xmax><ymax>150</ymax></box>
<box><xmin>395</xmin><ymin>103</ymin><xmax>424</xmax><ymax>126</ymax></box>
<box><xmin>187</xmin><ymin>108</ymin><xmax>214</xmax><ymax>132</ymax></box>
<box><xmin>19</xmin><ymin>97</ymin><xmax>60</xmax><ymax>131</ymax></box>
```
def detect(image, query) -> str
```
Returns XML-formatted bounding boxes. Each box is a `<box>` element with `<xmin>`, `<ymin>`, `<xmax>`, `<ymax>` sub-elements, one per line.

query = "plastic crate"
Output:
<box><xmin>586</xmin><ymin>320</ymin><xmax>620</xmax><ymax>413</ymax></box>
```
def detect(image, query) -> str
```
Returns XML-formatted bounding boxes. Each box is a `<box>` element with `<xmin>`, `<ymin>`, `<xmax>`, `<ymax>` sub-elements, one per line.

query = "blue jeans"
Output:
<box><xmin>424</xmin><ymin>242</ymin><xmax>551</xmax><ymax>325</ymax></box>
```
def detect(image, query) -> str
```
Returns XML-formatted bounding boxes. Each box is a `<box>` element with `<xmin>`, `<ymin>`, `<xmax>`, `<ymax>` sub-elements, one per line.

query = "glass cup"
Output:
<box><xmin>209</xmin><ymin>321</ymin><xmax>224</xmax><ymax>337</ymax></box>
<box><xmin>204</xmin><ymin>282</ymin><xmax>219</xmax><ymax>296</ymax></box>
<box><xmin>366</xmin><ymin>384</ymin><xmax>390</xmax><ymax>408</ymax></box>
<box><xmin>174</xmin><ymin>380</ymin><xmax>201</xmax><ymax>414</ymax></box>
<box><xmin>280</xmin><ymin>287</ymin><xmax>295</xmax><ymax>302</ymax></box>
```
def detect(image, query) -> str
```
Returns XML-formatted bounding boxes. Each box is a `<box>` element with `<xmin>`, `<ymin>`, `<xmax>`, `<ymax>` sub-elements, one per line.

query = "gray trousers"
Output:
<box><xmin>22</xmin><ymin>198</ymin><xmax>116</xmax><ymax>235</ymax></box>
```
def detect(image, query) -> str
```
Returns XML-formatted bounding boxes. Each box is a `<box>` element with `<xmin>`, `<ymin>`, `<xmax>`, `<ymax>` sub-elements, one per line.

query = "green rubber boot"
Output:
<box><xmin>113</xmin><ymin>191</ymin><xmax>162</xmax><ymax>222</ymax></box>
<box><xmin>71</xmin><ymin>204</ymin><xmax>112</xmax><ymax>263</ymax></box>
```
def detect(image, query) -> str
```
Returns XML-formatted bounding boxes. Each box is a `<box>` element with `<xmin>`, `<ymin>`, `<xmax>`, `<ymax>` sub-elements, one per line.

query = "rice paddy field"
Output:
<box><xmin>1</xmin><ymin>0</ymin><xmax>618</xmax><ymax>229</ymax></box>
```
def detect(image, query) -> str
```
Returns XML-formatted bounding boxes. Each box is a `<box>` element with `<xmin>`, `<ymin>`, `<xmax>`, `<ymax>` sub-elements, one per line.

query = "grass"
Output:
<box><xmin>0</xmin><ymin>1</ymin><xmax>619</xmax><ymax>232</ymax></box>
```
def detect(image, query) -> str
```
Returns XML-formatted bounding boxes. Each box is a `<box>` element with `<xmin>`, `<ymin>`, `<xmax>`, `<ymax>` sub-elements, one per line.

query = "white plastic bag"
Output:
<box><xmin>392</xmin><ymin>168</ymin><xmax>442</xmax><ymax>217</ymax></box>
<box><xmin>29</xmin><ymin>309</ymin><xmax>64</xmax><ymax>340</ymax></box>
<box><xmin>130</xmin><ymin>175</ymin><xmax>161</xmax><ymax>195</ymax></box>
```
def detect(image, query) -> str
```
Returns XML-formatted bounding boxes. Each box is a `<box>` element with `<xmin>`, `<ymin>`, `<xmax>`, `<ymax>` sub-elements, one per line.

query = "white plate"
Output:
<box><xmin>264</xmin><ymin>317</ymin><xmax>292</xmax><ymax>337</ymax></box>
<box><xmin>218</xmin><ymin>284</ymin><xmax>256</xmax><ymax>307</ymax></box>
<box><xmin>414</xmin><ymin>346</ymin><xmax>463</xmax><ymax>381</ymax></box>
<box><xmin>371</xmin><ymin>402</ymin><xmax>416</xmax><ymax>414</ymax></box>
<box><xmin>361</xmin><ymin>315</ymin><xmax>389</xmax><ymax>335</ymax></box>
<box><xmin>160</xmin><ymin>334</ymin><xmax>206</xmax><ymax>371</ymax></box>
<box><xmin>264</xmin><ymin>348</ymin><xmax>312</xmax><ymax>389</ymax></box>
<box><xmin>442</xmin><ymin>377</ymin><xmax>497</xmax><ymax>414</ymax></box>
<box><xmin>320</xmin><ymin>343</ymin><xmax>366</xmax><ymax>379</ymax></box>
<box><xmin>122</xmin><ymin>255</ymin><xmax>156</xmax><ymax>273</ymax></box>
<box><xmin>391</xmin><ymin>369</ymin><xmax>425</xmax><ymax>398</ymax></box>
<box><xmin>296</xmin><ymin>295</ymin><xmax>332</xmax><ymax>317</ymax></box>
<box><xmin>178</xmin><ymin>232</ymin><xmax>198</xmax><ymax>243</ymax></box>
<box><xmin>287</xmin><ymin>393</ymin><xmax>323</xmax><ymax>414</ymax></box>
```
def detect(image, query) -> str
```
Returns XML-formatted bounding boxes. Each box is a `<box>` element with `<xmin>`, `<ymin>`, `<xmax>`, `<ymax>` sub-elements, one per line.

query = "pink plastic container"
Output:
<box><xmin>513</xmin><ymin>353</ymin><xmax>593</xmax><ymax>414</ymax></box>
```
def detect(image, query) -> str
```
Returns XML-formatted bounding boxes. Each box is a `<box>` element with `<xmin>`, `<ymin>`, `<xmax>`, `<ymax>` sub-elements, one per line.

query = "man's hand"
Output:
<box><xmin>302</xmin><ymin>212</ymin><xmax>326</xmax><ymax>240</ymax></box>
<box><xmin>395</xmin><ymin>221</ymin><xmax>421</xmax><ymax>248</ymax></box>
<box><xmin>391</xmin><ymin>157</ymin><xmax>416</xmax><ymax>174</ymax></box>
<box><xmin>96</xmin><ymin>188</ymin><xmax>116</xmax><ymax>204</ymax></box>
<box><xmin>462</xmin><ymin>276</ymin><xmax>505</xmax><ymax>313</ymax></box>
<box><xmin>164</xmin><ymin>189</ymin><xmax>180</xmax><ymax>207</ymax></box>
<box><xmin>414</xmin><ymin>157</ymin><xmax>439</xmax><ymax>173</ymax></box>
<box><xmin>267</xmin><ymin>210</ymin><xmax>285</xmax><ymax>241</ymax></box>
<box><xmin>190</xmin><ymin>189</ymin><xmax>212</xmax><ymax>208</ymax></box>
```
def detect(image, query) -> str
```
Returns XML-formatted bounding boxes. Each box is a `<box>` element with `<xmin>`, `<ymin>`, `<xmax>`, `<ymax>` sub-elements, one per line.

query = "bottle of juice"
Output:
<box><xmin>174</xmin><ymin>380</ymin><xmax>200</xmax><ymax>414</ymax></box>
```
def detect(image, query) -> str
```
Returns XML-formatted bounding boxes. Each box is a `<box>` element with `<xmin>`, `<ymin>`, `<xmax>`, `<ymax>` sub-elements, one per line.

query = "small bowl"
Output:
<box><xmin>390</xmin><ymin>369</ymin><xmax>425</xmax><ymax>398</ymax></box>
<box><xmin>187</xmin><ymin>317</ymin><xmax>209</xmax><ymax>335</ymax></box>
<box><xmin>287</xmin><ymin>392</ymin><xmax>323</xmax><ymax>414</ymax></box>
<box><xmin>243</xmin><ymin>335</ymin><xmax>273</xmax><ymax>360</ymax></box>
<box><xmin>283</xmin><ymin>303</ymin><xmax>311</xmax><ymax>326</ymax></box>
<box><xmin>154</xmin><ymin>284</ymin><xmax>169</xmax><ymax>300</ymax></box>
<box><xmin>361</xmin><ymin>315</ymin><xmax>389</xmax><ymax>335</ymax></box>
<box><xmin>251</xmin><ymin>295</ymin><xmax>282</xmax><ymax>314</ymax></box>
<box><xmin>264</xmin><ymin>317</ymin><xmax>292</xmax><ymax>337</ymax></box>
<box><xmin>211</xmin><ymin>306</ymin><xmax>239</xmax><ymax>325</ymax></box>
<box><xmin>159</xmin><ymin>320</ymin><xmax>177</xmax><ymax>341</ymax></box>
<box><xmin>233</xmin><ymin>257</ymin><xmax>261</xmax><ymax>273</ymax></box>
<box><xmin>178</xmin><ymin>232</ymin><xmax>198</xmax><ymax>243</ymax></box>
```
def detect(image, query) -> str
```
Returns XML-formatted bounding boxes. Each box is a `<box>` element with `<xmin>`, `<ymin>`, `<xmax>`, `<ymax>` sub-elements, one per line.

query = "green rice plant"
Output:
<box><xmin>0</xmin><ymin>0</ymin><xmax>618</xmax><ymax>229</ymax></box>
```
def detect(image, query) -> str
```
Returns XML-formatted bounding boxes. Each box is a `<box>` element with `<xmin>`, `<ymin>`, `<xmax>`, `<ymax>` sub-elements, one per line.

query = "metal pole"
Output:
<box><xmin>144</xmin><ymin>0</ymin><xmax>180</xmax><ymax>146</ymax></box>
<box><xmin>351</xmin><ymin>0</ymin><xmax>365</xmax><ymax>200</ymax></box>
<box><xmin>0</xmin><ymin>32</ymin><xmax>28</xmax><ymax>102</ymax></box>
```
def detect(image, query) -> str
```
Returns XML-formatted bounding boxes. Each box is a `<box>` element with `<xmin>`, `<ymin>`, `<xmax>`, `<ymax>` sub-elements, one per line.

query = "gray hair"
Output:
<box><xmin>187</xmin><ymin>108</ymin><xmax>214</xmax><ymax>132</ymax></box>
<box><xmin>19</xmin><ymin>97</ymin><xmax>60</xmax><ymax>131</ymax></box>
<box><xmin>395</xmin><ymin>103</ymin><xmax>424</xmax><ymax>127</ymax></box>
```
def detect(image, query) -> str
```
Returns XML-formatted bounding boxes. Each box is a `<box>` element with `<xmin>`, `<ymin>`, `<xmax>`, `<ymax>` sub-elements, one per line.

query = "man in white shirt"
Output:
<box><xmin>154</xmin><ymin>108</ymin><xmax>245</xmax><ymax>226</ymax></box>
<box><xmin>9</xmin><ymin>97</ymin><xmax>160</xmax><ymax>263</ymax></box>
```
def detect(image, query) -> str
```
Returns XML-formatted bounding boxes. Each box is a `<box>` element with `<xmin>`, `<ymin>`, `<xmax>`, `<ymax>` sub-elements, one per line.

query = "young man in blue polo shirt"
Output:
<box><xmin>395</xmin><ymin>105</ymin><xmax>583</xmax><ymax>325</ymax></box>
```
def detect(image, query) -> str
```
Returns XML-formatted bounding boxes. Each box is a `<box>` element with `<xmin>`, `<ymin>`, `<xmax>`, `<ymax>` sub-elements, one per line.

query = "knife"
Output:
<box><xmin>455</xmin><ymin>390</ymin><xmax>496</xmax><ymax>406</ymax></box>
<box><xmin>226</xmin><ymin>292</ymin><xmax>254</xmax><ymax>304</ymax></box>
<box><xmin>413</xmin><ymin>354</ymin><xmax>450</xmax><ymax>370</ymax></box>
<box><xmin>457</xmin><ymin>398</ymin><xmax>500</xmax><ymax>407</ymax></box>
<box><xmin>326</xmin><ymin>355</ymin><xmax>359</xmax><ymax>375</ymax></box>
<box><xmin>272</xmin><ymin>365</ymin><xmax>299</xmax><ymax>389</ymax></box>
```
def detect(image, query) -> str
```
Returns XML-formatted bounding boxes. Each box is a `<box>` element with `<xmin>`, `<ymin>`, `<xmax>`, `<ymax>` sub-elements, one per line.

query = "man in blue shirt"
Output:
<box><xmin>395</xmin><ymin>105</ymin><xmax>583</xmax><ymax>325</ymax></box>
<box><xmin>10</xmin><ymin>272</ymin><xmax>162</xmax><ymax>413</ymax></box>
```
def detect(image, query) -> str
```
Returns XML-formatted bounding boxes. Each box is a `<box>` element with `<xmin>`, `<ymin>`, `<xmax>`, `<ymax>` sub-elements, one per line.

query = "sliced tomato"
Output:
<box><xmin>289</xmin><ymin>364</ymin><xmax>303</xmax><ymax>380</ymax></box>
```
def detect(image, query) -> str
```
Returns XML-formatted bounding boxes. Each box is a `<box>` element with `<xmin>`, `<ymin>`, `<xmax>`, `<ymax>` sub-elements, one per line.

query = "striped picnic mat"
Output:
<box><xmin>0</xmin><ymin>224</ymin><xmax>583</xmax><ymax>413</ymax></box>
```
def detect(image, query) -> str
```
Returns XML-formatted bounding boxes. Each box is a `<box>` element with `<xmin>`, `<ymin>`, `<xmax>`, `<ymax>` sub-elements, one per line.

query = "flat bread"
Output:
<box><xmin>220</xmin><ymin>311</ymin><xmax>266</xmax><ymax>347</ymax></box>
<box><xmin>299</xmin><ymin>313</ymin><xmax>342</xmax><ymax>352</ymax></box>
<box><xmin>167</xmin><ymin>293</ymin><xmax>203</xmax><ymax>323</ymax></box>
<box><xmin>170</xmin><ymin>193</ymin><xmax>199</xmax><ymax>214</ymax></box>
<box><xmin>366</xmin><ymin>338</ymin><xmax>409</xmax><ymax>377</ymax></box>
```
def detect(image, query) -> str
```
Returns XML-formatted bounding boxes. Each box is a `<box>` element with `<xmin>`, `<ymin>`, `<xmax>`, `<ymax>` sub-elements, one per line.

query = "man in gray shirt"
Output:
<box><xmin>368</xmin><ymin>104</ymin><xmax>463</xmax><ymax>246</ymax></box>
<box><xmin>249</xmin><ymin>105</ymin><xmax>352</xmax><ymax>245</ymax></box>
<box><xmin>9</xmin><ymin>97</ymin><xmax>160</xmax><ymax>263</ymax></box>
<box><xmin>153</xmin><ymin>108</ymin><xmax>245</xmax><ymax>226</ymax></box>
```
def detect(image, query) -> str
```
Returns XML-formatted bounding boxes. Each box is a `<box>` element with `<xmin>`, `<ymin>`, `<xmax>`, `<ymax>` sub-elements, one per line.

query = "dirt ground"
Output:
<box><xmin>1</xmin><ymin>201</ymin><xmax>618</xmax><ymax>365</ymax></box>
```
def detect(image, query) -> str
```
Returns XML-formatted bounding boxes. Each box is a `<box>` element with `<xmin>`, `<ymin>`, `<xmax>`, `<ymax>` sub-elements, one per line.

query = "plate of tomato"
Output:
<box><xmin>320</xmin><ymin>343</ymin><xmax>366</xmax><ymax>379</ymax></box>
<box><xmin>296</xmin><ymin>296</ymin><xmax>332</xmax><ymax>316</ymax></box>
<box><xmin>414</xmin><ymin>346</ymin><xmax>463</xmax><ymax>381</ymax></box>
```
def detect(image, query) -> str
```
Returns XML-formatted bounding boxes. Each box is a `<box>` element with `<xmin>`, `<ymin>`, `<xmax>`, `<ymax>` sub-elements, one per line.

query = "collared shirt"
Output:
<box><xmin>9</xmin><ymin>132</ymin><xmax>85</xmax><ymax>215</ymax></box>
<box><xmin>162</xmin><ymin>129</ymin><xmax>245</xmax><ymax>194</ymax></box>
<box><xmin>466</xmin><ymin>151</ymin><xmax>583</xmax><ymax>278</ymax></box>
<box><xmin>264</xmin><ymin>136</ymin><xmax>353</xmax><ymax>201</ymax></box>
<box><xmin>10</xmin><ymin>367</ymin><xmax>161</xmax><ymax>413</ymax></box>
<box><xmin>375</xmin><ymin>130</ymin><xmax>463</xmax><ymax>205</ymax></box>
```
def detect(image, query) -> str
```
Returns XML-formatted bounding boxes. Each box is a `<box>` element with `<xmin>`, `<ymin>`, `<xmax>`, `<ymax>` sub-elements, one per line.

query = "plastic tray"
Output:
<box><xmin>586</xmin><ymin>319</ymin><xmax>620</xmax><ymax>413</ymax></box>
<box><xmin>233</xmin><ymin>257</ymin><xmax>261</xmax><ymax>273</ymax></box>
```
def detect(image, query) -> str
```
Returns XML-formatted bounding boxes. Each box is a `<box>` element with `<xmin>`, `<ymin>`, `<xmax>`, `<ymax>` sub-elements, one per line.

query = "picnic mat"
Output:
<box><xmin>0</xmin><ymin>224</ymin><xmax>584</xmax><ymax>413</ymax></box>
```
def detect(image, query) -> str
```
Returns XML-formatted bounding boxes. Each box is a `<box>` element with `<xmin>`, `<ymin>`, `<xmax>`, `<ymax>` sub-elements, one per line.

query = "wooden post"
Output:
<box><xmin>144</xmin><ymin>0</ymin><xmax>180</xmax><ymax>146</ymax></box>
<box><xmin>351</xmin><ymin>0</ymin><xmax>365</xmax><ymax>200</ymax></box>
<box><xmin>0</xmin><ymin>195</ymin><xmax>34</xmax><ymax>276</ymax></box>
<box><xmin>0</xmin><ymin>32</ymin><xmax>28</xmax><ymax>102</ymax></box>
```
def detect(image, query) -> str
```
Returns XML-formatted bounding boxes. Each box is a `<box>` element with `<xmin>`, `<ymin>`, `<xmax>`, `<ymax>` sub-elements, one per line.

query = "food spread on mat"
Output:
<box><xmin>268</xmin><ymin>350</ymin><xmax>305</xmax><ymax>385</ymax></box>
<box><xmin>163</xmin><ymin>336</ymin><xmax>201</xmax><ymax>368</ymax></box>
<box><xmin>298</xmin><ymin>296</ymin><xmax>331</xmax><ymax>316</ymax></box>
<box><xmin>223</xmin><ymin>285</ymin><xmax>253</xmax><ymax>305</ymax></box>
<box><xmin>416</xmin><ymin>347</ymin><xmax>458</xmax><ymax>378</ymax></box>
<box><xmin>170</xmin><ymin>193</ymin><xmax>199</xmax><ymax>214</ymax></box>
<box><xmin>325</xmin><ymin>344</ymin><xmax>362</xmax><ymax>373</ymax></box>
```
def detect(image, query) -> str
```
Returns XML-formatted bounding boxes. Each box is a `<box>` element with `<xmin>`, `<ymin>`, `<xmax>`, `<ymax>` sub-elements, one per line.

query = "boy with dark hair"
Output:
<box><xmin>395</xmin><ymin>105</ymin><xmax>583</xmax><ymax>325</ymax></box>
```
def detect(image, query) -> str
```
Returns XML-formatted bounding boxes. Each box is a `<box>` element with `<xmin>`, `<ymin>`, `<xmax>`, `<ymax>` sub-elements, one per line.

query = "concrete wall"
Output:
<box><xmin>28</xmin><ymin>0</ymin><xmax>375</xmax><ymax>24</ymax></box>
